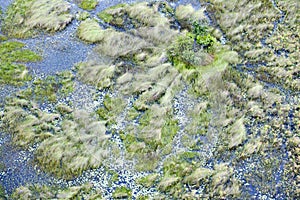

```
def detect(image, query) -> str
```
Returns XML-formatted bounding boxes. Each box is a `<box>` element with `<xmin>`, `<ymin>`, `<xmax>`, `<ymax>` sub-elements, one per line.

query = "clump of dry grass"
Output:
<box><xmin>95</xmin><ymin>31</ymin><xmax>149</xmax><ymax>58</ymax></box>
<box><xmin>3</xmin><ymin>0</ymin><xmax>73</xmax><ymax>38</ymax></box>
<box><xmin>1</xmin><ymin>97</ymin><xmax>59</xmax><ymax>147</ymax></box>
<box><xmin>77</xmin><ymin>19</ymin><xmax>110</xmax><ymax>43</ymax></box>
<box><xmin>36</xmin><ymin>109</ymin><xmax>110</xmax><ymax>179</ymax></box>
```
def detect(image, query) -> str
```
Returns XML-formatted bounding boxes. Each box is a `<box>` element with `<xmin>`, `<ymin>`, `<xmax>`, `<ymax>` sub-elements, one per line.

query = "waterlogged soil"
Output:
<box><xmin>0</xmin><ymin>0</ymin><xmax>299</xmax><ymax>199</ymax></box>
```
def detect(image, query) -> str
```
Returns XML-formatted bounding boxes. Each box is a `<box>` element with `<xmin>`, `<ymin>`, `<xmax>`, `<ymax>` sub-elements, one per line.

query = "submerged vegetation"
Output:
<box><xmin>0</xmin><ymin>0</ymin><xmax>299</xmax><ymax>199</ymax></box>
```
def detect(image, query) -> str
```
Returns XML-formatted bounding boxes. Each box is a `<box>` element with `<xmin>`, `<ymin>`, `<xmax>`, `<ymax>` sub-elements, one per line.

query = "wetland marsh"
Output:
<box><xmin>0</xmin><ymin>0</ymin><xmax>299</xmax><ymax>199</ymax></box>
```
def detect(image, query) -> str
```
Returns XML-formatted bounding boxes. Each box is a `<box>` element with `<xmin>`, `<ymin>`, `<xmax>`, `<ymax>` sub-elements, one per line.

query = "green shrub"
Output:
<box><xmin>167</xmin><ymin>33</ymin><xmax>194</xmax><ymax>68</ymax></box>
<box><xmin>168</xmin><ymin>32</ymin><xmax>215</xmax><ymax>69</ymax></box>
<box><xmin>196</xmin><ymin>34</ymin><xmax>216</xmax><ymax>49</ymax></box>
<box><xmin>193</xmin><ymin>22</ymin><xmax>216</xmax><ymax>49</ymax></box>
<box><xmin>193</xmin><ymin>22</ymin><xmax>208</xmax><ymax>36</ymax></box>
<box><xmin>168</xmin><ymin>21</ymin><xmax>217</xmax><ymax>69</ymax></box>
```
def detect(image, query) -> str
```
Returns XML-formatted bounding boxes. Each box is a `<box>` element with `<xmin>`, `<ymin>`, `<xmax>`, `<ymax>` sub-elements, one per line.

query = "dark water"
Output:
<box><xmin>0</xmin><ymin>133</ymin><xmax>54</xmax><ymax>194</ymax></box>
<box><xmin>23</xmin><ymin>20</ymin><xmax>92</xmax><ymax>76</ymax></box>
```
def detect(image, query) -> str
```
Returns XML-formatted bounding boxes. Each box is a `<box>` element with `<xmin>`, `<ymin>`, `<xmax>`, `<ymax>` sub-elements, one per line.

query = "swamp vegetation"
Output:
<box><xmin>0</xmin><ymin>0</ymin><xmax>299</xmax><ymax>199</ymax></box>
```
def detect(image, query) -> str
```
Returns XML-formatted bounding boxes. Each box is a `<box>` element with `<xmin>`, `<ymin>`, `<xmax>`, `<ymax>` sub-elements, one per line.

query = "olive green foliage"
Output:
<box><xmin>96</xmin><ymin>95</ymin><xmax>126</xmax><ymax>125</ymax></box>
<box><xmin>2</xmin><ymin>0</ymin><xmax>73</xmax><ymax>38</ymax></box>
<box><xmin>0</xmin><ymin>41</ymin><xmax>40</xmax><ymax>62</ymax></box>
<box><xmin>161</xmin><ymin>116</ymin><xmax>179</xmax><ymax>146</ymax></box>
<box><xmin>1</xmin><ymin>71</ymin><xmax>73</xmax><ymax>148</ymax></box>
<box><xmin>203</xmin><ymin>0</ymin><xmax>299</xmax><ymax>91</ymax></box>
<box><xmin>168</xmin><ymin>23</ymin><xmax>216</xmax><ymax>70</ymax></box>
<box><xmin>1</xmin><ymin>75</ymin><xmax>107</xmax><ymax>179</ymax></box>
<box><xmin>97</xmin><ymin>4</ymin><xmax>127</xmax><ymax>24</ymax></box>
<box><xmin>112</xmin><ymin>186</ymin><xmax>132</xmax><ymax>199</ymax></box>
<box><xmin>79</xmin><ymin>0</ymin><xmax>98</xmax><ymax>10</ymax></box>
<box><xmin>168</xmin><ymin>33</ymin><xmax>194</xmax><ymax>68</ymax></box>
<box><xmin>159</xmin><ymin>154</ymin><xmax>240</xmax><ymax>198</ymax></box>
<box><xmin>185</xmin><ymin>101</ymin><xmax>211</xmax><ymax>136</ymax></box>
<box><xmin>285</xmin><ymin>136</ymin><xmax>300</xmax><ymax>197</ymax></box>
<box><xmin>97</xmin><ymin>11</ymin><xmax>114</xmax><ymax>23</ymax></box>
<box><xmin>0</xmin><ymin>185</ymin><xmax>5</xmax><ymax>199</ymax></box>
<box><xmin>195</xmin><ymin>31</ymin><xmax>216</xmax><ymax>49</ymax></box>
<box><xmin>1</xmin><ymin>0</ymin><xmax>297</xmax><ymax>199</ymax></box>
<box><xmin>121</xmin><ymin>105</ymin><xmax>179</xmax><ymax>171</ymax></box>
<box><xmin>192</xmin><ymin>22</ymin><xmax>216</xmax><ymax>49</ymax></box>
<box><xmin>36</xmin><ymin>109</ymin><xmax>110</xmax><ymax>179</ymax></box>
<box><xmin>11</xmin><ymin>184</ymin><xmax>101</xmax><ymax>199</ymax></box>
<box><xmin>0</xmin><ymin>160</ymin><xmax>4</xmax><ymax>171</ymax></box>
<box><xmin>175</xmin><ymin>4</ymin><xmax>207</xmax><ymax>29</ymax></box>
<box><xmin>97</xmin><ymin>3</ymin><xmax>177</xmax><ymax>46</ymax></box>
<box><xmin>77</xmin><ymin>19</ymin><xmax>110</xmax><ymax>43</ymax></box>
<box><xmin>22</xmin><ymin>71</ymin><xmax>74</xmax><ymax>102</ymax></box>
<box><xmin>0</xmin><ymin>40</ymin><xmax>41</xmax><ymax>85</ymax></box>
<box><xmin>138</xmin><ymin>108</ymin><xmax>178</xmax><ymax>150</ymax></box>
<box><xmin>2</xmin><ymin>0</ymin><xmax>33</xmax><ymax>37</ymax></box>
<box><xmin>0</xmin><ymin>34</ymin><xmax>6</xmax><ymax>41</ymax></box>
<box><xmin>76</xmin><ymin>11</ymin><xmax>90</xmax><ymax>21</ymax></box>
<box><xmin>137</xmin><ymin>173</ymin><xmax>159</xmax><ymax>188</ymax></box>
<box><xmin>1</xmin><ymin>97</ymin><xmax>60</xmax><ymax>147</ymax></box>
<box><xmin>97</xmin><ymin>2</ymin><xmax>175</xmax><ymax>30</ymax></box>
<box><xmin>193</xmin><ymin>22</ymin><xmax>207</xmax><ymax>36</ymax></box>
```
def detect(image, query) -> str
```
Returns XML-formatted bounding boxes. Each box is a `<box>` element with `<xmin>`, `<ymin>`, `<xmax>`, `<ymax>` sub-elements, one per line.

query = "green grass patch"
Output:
<box><xmin>19</xmin><ymin>71</ymin><xmax>74</xmax><ymax>102</ymax></box>
<box><xmin>0</xmin><ymin>40</ymin><xmax>41</xmax><ymax>85</ymax></box>
<box><xmin>0</xmin><ymin>62</ymin><xmax>31</xmax><ymax>85</ymax></box>
<box><xmin>0</xmin><ymin>184</ymin><xmax>6</xmax><ymax>199</ymax></box>
<box><xmin>97</xmin><ymin>12</ymin><xmax>114</xmax><ymax>23</ymax></box>
<box><xmin>0</xmin><ymin>34</ymin><xmax>7</xmax><ymax>41</ymax></box>
<box><xmin>168</xmin><ymin>32</ymin><xmax>215</xmax><ymax>71</ymax></box>
<box><xmin>161</xmin><ymin>116</ymin><xmax>179</xmax><ymax>146</ymax></box>
<box><xmin>11</xmin><ymin>184</ymin><xmax>100</xmax><ymax>199</ymax></box>
<box><xmin>96</xmin><ymin>95</ymin><xmax>125</xmax><ymax>125</ymax></box>
<box><xmin>113</xmin><ymin>186</ymin><xmax>132</xmax><ymax>199</ymax></box>
<box><xmin>2</xmin><ymin>0</ymin><xmax>35</xmax><ymax>38</ymax></box>
<box><xmin>3</xmin><ymin>0</ymin><xmax>73</xmax><ymax>38</ymax></box>
<box><xmin>97</xmin><ymin>4</ymin><xmax>127</xmax><ymax>24</ymax></box>
<box><xmin>79</xmin><ymin>0</ymin><xmax>98</xmax><ymax>10</ymax></box>
<box><xmin>137</xmin><ymin>173</ymin><xmax>159</xmax><ymax>188</ymax></box>
<box><xmin>0</xmin><ymin>41</ymin><xmax>41</xmax><ymax>63</ymax></box>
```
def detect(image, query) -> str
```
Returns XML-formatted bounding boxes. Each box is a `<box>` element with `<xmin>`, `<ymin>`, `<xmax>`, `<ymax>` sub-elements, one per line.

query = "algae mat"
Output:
<box><xmin>0</xmin><ymin>0</ymin><xmax>299</xmax><ymax>199</ymax></box>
